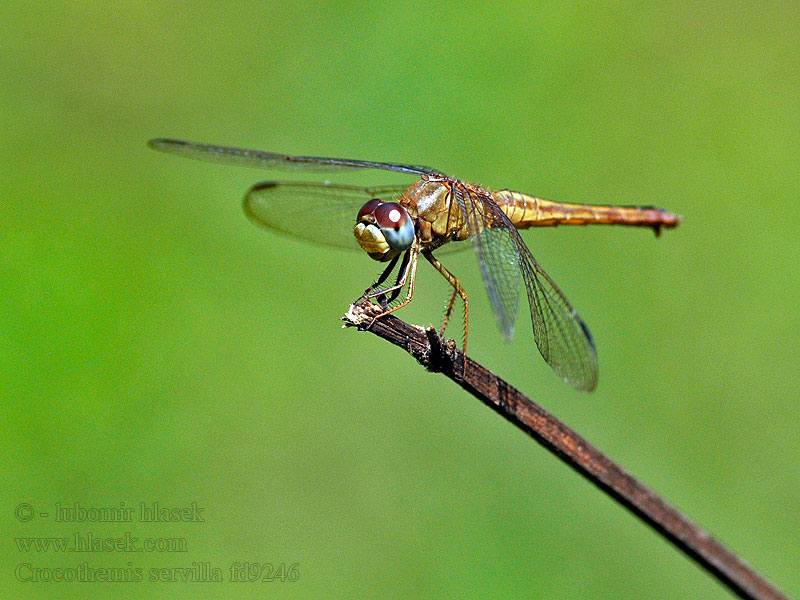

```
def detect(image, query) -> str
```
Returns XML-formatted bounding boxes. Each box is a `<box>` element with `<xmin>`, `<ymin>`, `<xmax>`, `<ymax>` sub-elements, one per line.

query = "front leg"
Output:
<box><xmin>359</xmin><ymin>254</ymin><xmax>400</xmax><ymax>307</ymax></box>
<box><xmin>362</xmin><ymin>248</ymin><xmax>419</xmax><ymax>327</ymax></box>
<box><xmin>379</xmin><ymin>251</ymin><xmax>412</xmax><ymax>307</ymax></box>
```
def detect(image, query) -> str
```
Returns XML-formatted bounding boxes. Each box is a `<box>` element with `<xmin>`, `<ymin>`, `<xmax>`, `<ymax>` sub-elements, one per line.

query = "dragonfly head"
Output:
<box><xmin>354</xmin><ymin>199</ymin><xmax>415</xmax><ymax>262</ymax></box>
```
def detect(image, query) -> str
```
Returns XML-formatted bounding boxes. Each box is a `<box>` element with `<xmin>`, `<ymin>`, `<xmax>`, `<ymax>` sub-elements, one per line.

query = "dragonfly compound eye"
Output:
<box><xmin>374</xmin><ymin>202</ymin><xmax>414</xmax><ymax>251</ymax></box>
<box><xmin>357</xmin><ymin>199</ymin><xmax>382</xmax><ymax>222</ymax></box>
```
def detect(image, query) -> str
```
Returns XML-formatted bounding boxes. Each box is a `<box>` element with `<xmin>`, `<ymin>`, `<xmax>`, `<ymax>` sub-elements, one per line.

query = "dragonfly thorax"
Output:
<box><xmin>354</xmin><ymin>199</ymin><xmax>415</xmax><ymax>262</ymax></box>
<box><xmin>406</xmin><ymin>178</ymin><xmax>471</xmax><ymax>245</ymax></box>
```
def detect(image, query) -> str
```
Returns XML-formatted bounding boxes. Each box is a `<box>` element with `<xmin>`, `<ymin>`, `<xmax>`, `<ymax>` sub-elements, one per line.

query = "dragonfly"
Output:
<box><xmin>149</xmin><ymin>138</ymin><xmax>681</xmax><ymax>391</ymax></box>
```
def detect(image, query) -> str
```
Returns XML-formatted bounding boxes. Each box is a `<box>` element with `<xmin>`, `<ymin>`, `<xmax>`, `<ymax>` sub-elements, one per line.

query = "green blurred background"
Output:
<box><xmin>3</xmin><ymin>2</ymin><xmax>798</xmax><ymax>598</ymax></box>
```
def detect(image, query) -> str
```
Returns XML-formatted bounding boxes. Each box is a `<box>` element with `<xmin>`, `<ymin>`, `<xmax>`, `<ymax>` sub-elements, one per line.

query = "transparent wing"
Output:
<box><xmin>520</xmin><ymin>249</ymin><xmax>598</xmax><ymax>392</ymax></box>
<box><xmin>244</xmin><ymin>181</ymin><xmax>410</xmax><ymax>250</ymax></box>
<box><xmin>455</xmin><ymin>184</ymin><xmax>521</xmax><ymax>340</ymax></box>
<box><xmin>459</xmin><ymin>183</ymin><xmax>598</xmax><ymax>392</ymax></box>
<box><xmin>149</xmin><ymin>138</ymin><xmax>440</xmax><ymax>176</ymax></box>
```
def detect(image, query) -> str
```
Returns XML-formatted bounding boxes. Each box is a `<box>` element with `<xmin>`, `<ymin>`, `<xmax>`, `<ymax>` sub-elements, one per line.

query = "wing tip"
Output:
<box><xmin>559</xmin><ymin>366</ymin><xmax>598</xmax><ymax>393</ymax></box>
<box><xmin>147</xmin><ymin>138</ymin><xmax>187</xmax><ymax>152</ymax></box>
<box><xmin>576</xmin><ymin>374</ymin><xmax>598</xmax><ymax>393</ymax></box>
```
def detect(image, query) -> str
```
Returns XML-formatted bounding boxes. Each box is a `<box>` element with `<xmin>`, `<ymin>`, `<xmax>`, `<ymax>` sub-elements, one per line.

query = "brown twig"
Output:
<box><xmin>342</xmin><ymin>301</ymin><xmax>791</xmax><ymax>600</ymax></box>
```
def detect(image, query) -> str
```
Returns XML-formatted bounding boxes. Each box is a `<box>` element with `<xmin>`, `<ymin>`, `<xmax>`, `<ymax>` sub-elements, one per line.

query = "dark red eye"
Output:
<box><xmin>374</xmin><ymin>202</ymin><xmax>408</xmax><ymax>229</ymax></box>
<box><xmin>357</xmin><ymin>199</ymin><xmax>382</xmax><ymax>221</ymax></box>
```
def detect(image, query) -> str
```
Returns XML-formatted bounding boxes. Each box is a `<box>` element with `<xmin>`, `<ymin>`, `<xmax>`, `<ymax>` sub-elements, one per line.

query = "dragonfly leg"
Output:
<box><xmin>438</xmin><ymin>189</ymin><xmax>461</xmax><ymax>335</ymax></box>
<box><xmin>440</xmin><ymin>288</ymin><xmax>458</xmax><ymax>337</ymax></box>
<box><xmin>363</xmin><ymin>249</ymin><xmax>419</xmax><ymax>327</ymax></box>
<box><xmin>362</xmin><ymin>249</ymin><xmax>415</xmax><ymax>303</ymax></box>
<box><xmin>360</xmin><ymin>254</ymin><xmax>400</xmax><ymax>306</ymax></box>
<box><xmin>423</xmin><ymin>251</ymin><xmax>469</xmax><ymax>363</ymax></box>
<box><xmin>380</xmin><ymin>251</ymin><xmax>412</xmax><ymax>307</ymax></box>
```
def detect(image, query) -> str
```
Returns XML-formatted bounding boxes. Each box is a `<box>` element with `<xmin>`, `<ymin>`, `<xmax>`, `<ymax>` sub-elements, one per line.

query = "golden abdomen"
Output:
<box><xmin>492</xmin><ymin>189</ymin><xmax>682</xmax><ymax>232</ymax></box>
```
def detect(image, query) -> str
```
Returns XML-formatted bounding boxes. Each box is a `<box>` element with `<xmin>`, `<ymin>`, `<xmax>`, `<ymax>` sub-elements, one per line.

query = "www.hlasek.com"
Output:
<box><xmin>15</xmin><ymin>532</ymin><xmax>187</xmax><ymax>553</ymax></box>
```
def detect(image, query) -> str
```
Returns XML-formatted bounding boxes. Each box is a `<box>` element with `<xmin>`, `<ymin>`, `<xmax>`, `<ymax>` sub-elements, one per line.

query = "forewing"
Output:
<box><xmin>244</xmin><ymin>181</ymin><xmax>410</xmax><ymax>250</ymax></box>
<box><xmin>149</xmin><ymin>138</ymin><xmax>440</xmax><ymax>176</ymax></box>
<box><xmin>463</xmin><ymin>185</ymin><xmax>598</xmax><ymax>391</ymax></box>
